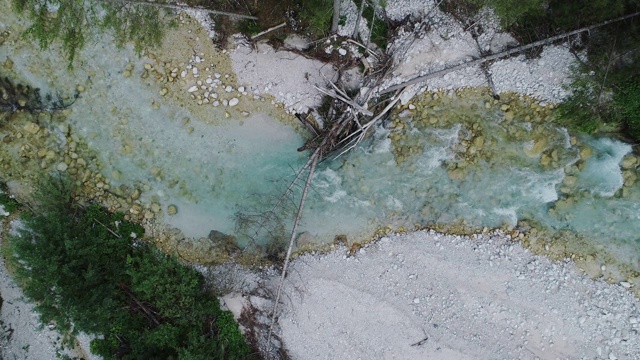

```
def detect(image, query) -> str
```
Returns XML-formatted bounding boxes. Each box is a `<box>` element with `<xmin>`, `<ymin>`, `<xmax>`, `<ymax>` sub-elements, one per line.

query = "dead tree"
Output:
<box><xmin>331</xmin><ymin>0</ymin><xmax>341</xmax><ymax>33</ymax></box>
<box><xmin>0</xmin><ymin>77</ymin><xmax>77</xmax><ymax>119</ymax></box>
<box><xmin>352</xmin><ymin>0</ymin><xmax>367</xmax><ymax>39</ymax></box>
<box><xmin>380</xmin><ymin>11</ymin><xmax>640</xmax><ymax>94</ymax></box>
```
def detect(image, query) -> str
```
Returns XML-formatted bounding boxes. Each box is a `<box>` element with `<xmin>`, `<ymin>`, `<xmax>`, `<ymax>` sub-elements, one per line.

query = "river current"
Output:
<box><xmin>0</xmin><ymin>7</ymin><xmax>638</xmax><ymax>277</ymax></box>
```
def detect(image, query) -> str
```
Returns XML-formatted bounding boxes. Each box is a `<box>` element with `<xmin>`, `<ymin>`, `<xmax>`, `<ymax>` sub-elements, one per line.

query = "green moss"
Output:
<box><xmin>238</xmin><ymin>19</ymin><xmax>262</xmax><ymax>36</ymax></box>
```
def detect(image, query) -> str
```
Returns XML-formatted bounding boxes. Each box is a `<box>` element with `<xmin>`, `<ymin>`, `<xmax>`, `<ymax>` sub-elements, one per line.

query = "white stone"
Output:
<box><xmin>56</xmin><ymin>162</ymin><xmax>68</xmax><ymax>171</ymax></box>
<box><xmin>187</xmin><ymin>86</ymin><xmax>198</xmax><ymax>92</ymax></box>
<box><xmin>229</xmin><ymin>98</ymin><xmax>239</xmax><ymax>107</ymax></box>
<box><xmin>225</xmin><ymin>85</ymin><xmax>233</xmax><ymax>92</ymax></box>
<box><xmin>192</xmin><ymin>67</ymin><xmax>198</xmax><ymax>75</ymax></box>
<box><xmin>283</xmin><ymin>34</ymin><xmax>312</xmax><ymax>50</ymax></box>
<box><xmin>338</xmin><ymin>48</ymin><xmax>347</xmax><ymax>56</ymax></box>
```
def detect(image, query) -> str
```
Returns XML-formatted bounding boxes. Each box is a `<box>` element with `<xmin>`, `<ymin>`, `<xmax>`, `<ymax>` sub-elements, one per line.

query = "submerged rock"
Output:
<box><xmin>208</xmin><ymin>230</ymin><xmax>236</xmax><ymax>244</ymax></box>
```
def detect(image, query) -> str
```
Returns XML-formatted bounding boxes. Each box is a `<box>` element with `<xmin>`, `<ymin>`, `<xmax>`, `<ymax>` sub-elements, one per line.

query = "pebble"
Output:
<box><xmin>167</xmin><ymin>204</ymin><xmax>178</xmax><ymax>215</ymax></box>
<box><xmin>151</xmin><ymin>203</ymin><xmax>161</xmax><ymax>213</ymax></box>
<box><xmin>56</xmin><ymin>162</ymin><xmax>68</xmax><ymax>171</ymax></box>
<box><xmin>131</xmin><ymin>188</ymin><xmax>140</xmax><ymax>200</ymax></box>
<box><xmin>187</xmin><ymin>86</ymin><xmax>198</xmax><ymax>92</ymax></box>
<box><xmin>229</xmin><ymin>98</ymin><xmax>239</xmax><ymax>107</ymax></box>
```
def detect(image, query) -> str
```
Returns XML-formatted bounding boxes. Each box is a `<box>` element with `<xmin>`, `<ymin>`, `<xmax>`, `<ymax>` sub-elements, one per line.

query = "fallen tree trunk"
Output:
<box><xmin>380</xmin><ymin>11</ymin><xmax>640</xmax><ymax>94</ymax></box>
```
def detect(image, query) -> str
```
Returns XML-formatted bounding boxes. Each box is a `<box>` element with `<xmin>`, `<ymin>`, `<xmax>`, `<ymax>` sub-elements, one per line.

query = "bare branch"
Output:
<box><xmin>251</xmin><ymin>22</ymin><xmax>287</xmax><ymax>40</ymax></box>
<box><xmin>380</xmin><ymin>11</ymin><xmax>640</xmax><ymax>94</ymax></box>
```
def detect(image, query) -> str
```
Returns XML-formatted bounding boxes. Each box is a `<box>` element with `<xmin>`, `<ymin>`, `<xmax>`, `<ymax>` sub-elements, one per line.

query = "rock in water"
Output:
<box><xmin>208</xmin><ymin>230</ymin><xmax>236</xmax><ymax>244</ymax></box>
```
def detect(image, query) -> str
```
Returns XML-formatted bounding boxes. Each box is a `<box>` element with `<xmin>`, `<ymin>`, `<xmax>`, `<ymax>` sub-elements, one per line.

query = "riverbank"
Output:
<box><xmin>260</xmin><ymin>230</ymin><xmax>640</xmax><ymax>359</ymax></box>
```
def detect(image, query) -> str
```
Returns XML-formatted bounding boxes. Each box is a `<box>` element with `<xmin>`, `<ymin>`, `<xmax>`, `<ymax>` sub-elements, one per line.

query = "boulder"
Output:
<box><xmin>208</xmin><ymin>230</ymin><xmax>236</xmax><ymax>244</ymax></box>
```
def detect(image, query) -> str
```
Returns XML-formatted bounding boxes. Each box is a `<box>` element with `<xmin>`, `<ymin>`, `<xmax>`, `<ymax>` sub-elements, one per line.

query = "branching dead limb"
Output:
<box><xmin>266</xmin><ymin>153</ymin><xmax>318</xmax><ymax>354</ymax></box>
<box><xmin>251</xmin><ymin>22</ymin><xmax>287</xmax><ymax>40</ymax></box>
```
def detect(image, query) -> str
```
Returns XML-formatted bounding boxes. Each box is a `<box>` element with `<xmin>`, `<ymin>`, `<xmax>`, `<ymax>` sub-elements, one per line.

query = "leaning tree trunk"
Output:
<box><xmin>331</xmin><ymin>0</ymin><xmax>341</xmax><ymax>33</ymax></box>
<box><xmin>352</xmin><ymin>0</ymin><xmax>366</xmax><ymax>39</ymax></box>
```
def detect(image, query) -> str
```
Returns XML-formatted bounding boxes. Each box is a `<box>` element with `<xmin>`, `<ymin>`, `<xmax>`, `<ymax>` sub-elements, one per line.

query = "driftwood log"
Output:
<box><xmin>380</xmin><ymin>11</ymin><xmax>640</xmax><ymax>94</ymax></box>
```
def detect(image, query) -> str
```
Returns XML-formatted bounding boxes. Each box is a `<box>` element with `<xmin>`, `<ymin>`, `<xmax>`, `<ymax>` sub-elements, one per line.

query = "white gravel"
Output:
<box><xmin>380</xmin><ymin>4</ymin><xmax>576</xmax><ymax>104</ymax></box>
<box><xmin>273</xmin><ymin>230</ymin><xmax>640</xmax><ymax>359</ymax></box>
<box><xmin>230</xmin><ymin>39</ymin><xmax>337</xmax><ymax>114</ymax></box>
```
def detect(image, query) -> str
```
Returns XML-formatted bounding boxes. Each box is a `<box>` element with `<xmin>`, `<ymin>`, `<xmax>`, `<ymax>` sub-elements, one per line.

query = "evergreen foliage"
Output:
<box><xmin>9</xmin><ymin>176</ymin><xmax>252</xmax><ymax>359</ymax></box>
<box><xmin>555</xmin><ymin>11</ymin><xmax>640</xmax><ymax>141</ymax></box>
<box><xmin>0</xmin><ymin>183</ymin><xmax>20</xmax><ymax>214</ymax></box>
<box><xmin>614</xmin><ymin>76</ymin><xmax>640</xmax><ymax>140</ymax></box>
<box><xmin>298</xmin><ymin>0</ymin><xmax>334</xmax><ymax>37</ymax></box>
<box><xmin>12</xmin><ymin>0</ymin><xmax>170</xmax><ymax>66</ymax></box>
